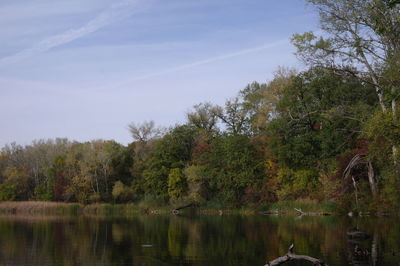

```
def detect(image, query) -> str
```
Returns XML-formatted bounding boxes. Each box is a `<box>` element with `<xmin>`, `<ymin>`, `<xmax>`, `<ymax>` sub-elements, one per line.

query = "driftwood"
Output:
<box><xmin>171</xmin><ymin>203</ymin><xmax>195</xmax><ymax>214</ymax></box>
<box><xmin>265</xmin><ymin>244</ymin><xmax>328</xmax><ymax>266</ymax></box>
<box><xmin>294</xmin><ymin>208</ymin><xmax>330</xmax><ymax>216</ymax></box>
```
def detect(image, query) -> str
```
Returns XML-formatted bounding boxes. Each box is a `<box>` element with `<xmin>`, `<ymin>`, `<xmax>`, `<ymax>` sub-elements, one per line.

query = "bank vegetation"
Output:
<box><xmin>1</xmin><ymin>0</ymin><xmax>399</xmax><ymax>216</ymax></box>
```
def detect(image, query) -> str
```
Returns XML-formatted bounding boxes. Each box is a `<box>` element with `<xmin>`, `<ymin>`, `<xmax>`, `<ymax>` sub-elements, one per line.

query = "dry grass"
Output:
<box><xmin>0</xmin><ymin>214</ymin><xmax>75</xmax><ymax>222</ymax></box>
<box><xmin>0</xmin><ymin>201</ymin><xmax>82</xmax><ymax>215</ymax></box>
<box><xmin>0</xmin><ymin>202</ymin><xmax>142</xmax><ymax>217</ymax></box>
<box><xmin>82</xmin><ymin>203</ymin><xmax>123</xmax><ymax>215</ymax></box>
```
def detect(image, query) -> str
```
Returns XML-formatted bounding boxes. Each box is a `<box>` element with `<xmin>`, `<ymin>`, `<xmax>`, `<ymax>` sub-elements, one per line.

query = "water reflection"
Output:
<box><xmin>0</xmin><ymin>215</ymin><xmax>399</xmax><ymax>266</ymax></box>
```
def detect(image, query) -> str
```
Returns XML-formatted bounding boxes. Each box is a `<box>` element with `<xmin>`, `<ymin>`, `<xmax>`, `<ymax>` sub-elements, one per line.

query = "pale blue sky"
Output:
<box><xmin>0</xmin><ymin>0</ymin><xmax>318</xmax><ymax>146</ymax></box>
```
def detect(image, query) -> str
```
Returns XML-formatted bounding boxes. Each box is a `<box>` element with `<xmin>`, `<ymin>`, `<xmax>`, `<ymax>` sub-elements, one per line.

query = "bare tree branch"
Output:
<box><xmin>265</xmin><ymin>244</ymin><xmax>329</xmax><ymax>266</ymax></box>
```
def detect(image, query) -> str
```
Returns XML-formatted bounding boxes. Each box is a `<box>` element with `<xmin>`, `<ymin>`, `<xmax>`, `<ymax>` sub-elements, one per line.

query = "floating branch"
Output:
<box><xmin>265</xmin><ymin>244</ymin><xmax>328</xmax><ymax>266</ymax></box>
<box><xmin>294</xmin><ymin>208</ymin><xmax>330</xmax><ymax>216</ymax></box>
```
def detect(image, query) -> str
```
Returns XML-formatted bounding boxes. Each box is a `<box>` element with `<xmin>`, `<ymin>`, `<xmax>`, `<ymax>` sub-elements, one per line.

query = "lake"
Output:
<box><xmin>0</xmin><ymin>214</ymin><xmax>399</xmax><ymax>265</ymax></box>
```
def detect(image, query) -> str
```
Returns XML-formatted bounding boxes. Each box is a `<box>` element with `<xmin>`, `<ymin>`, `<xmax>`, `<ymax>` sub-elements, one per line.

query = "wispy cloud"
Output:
<box><xmin>112</xmin><ymin>39</ymin><xmax>289</xmax><ymax>88</ymax></box>
<box><xmin>0</xmin><ymin>0</ymin><xmax>146</xmax><ymax>68</ymax></box>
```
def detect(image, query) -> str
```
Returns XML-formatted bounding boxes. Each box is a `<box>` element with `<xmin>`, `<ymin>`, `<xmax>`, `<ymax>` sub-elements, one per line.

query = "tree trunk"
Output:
<box><xmin>343</xmin><ymin>154</ymin><xmax>379</xmax><ymax>199</ymax></box>
<box><xmin>352</xmin><ymin>177</ymin><xmax>359</xmax><ymax>210</ymax></box>
<box><xmin>377</xmin><ymin>86</ymin><xmax>387</xmax><ymax>113</ymax></box>
<box><xmin>367</xmin><ymin>161</ymin><xmax>378</xmax><ymax>198</ymax></box>
<box><xmin>392</xmin><ymin>90</ymin><xmax>399</xmax><ymax>182</ymax></box>
<box><xmin>104</xmin><ymin>168</ymin><xmax>108</xmax><ymax>194</ymax></box>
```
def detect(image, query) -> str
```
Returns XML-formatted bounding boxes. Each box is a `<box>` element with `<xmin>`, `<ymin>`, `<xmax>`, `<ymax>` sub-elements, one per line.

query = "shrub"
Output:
<box><xmin>112</xmin><ymin>181</ymin><xmax>134</xmax><ymax>203</ymax></box>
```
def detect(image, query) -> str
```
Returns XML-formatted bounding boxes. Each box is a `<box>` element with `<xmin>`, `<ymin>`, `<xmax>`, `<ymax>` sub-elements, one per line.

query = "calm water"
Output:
<box><xmin>0</xmin><ymin>215</ymin><xmax>399</xmax><ymax>266</ymax></box>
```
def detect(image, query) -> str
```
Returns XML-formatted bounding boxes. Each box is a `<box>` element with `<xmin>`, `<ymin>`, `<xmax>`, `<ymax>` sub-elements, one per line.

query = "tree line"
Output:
<box><xmin>0</xmin><ymin>0</ymin><xmax>399</xmax><ymax>212</ymax></box>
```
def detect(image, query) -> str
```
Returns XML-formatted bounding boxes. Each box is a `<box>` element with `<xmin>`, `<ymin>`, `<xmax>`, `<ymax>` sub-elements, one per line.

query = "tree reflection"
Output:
<box><xmin>0</xmin><ymin>215</ymin><xmax>398</xmax><ymax>266</ymax></box>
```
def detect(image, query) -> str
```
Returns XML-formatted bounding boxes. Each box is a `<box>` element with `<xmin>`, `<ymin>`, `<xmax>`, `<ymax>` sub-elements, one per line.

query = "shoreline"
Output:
<box><xmin>0</xmin><ymin>201</ymin><xmax>393</xmax><ymax>217</ymax></box>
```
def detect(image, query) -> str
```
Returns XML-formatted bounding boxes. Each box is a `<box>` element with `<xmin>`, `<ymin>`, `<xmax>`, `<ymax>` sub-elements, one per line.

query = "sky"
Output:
<box><xmin>0</xmin><ymin>0</ymin><xmax>319</xmax><ymax>147</ymax></box>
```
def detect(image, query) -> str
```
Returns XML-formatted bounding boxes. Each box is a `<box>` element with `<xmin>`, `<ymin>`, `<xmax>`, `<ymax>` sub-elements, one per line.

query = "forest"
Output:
<box><xmin>1</xmin><ymin>0</ymin><xmax>399</xmax><ymax>214</ymax></box>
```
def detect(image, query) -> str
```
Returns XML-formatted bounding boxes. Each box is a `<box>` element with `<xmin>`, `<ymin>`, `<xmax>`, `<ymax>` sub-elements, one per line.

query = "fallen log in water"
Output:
<box><xmin>265</xmin><ymin>244</ymin><xmax>328</xmax><ymax>266</ymax></box>
<box><xmin>294</xmin><ymin>208</ymin><xmax>330</xmax><ymax>216</ymax></box>
<box><xmin>171</xmin><ymin>203</ymin><xmax>195</xmax><ymax>215</ymax></box>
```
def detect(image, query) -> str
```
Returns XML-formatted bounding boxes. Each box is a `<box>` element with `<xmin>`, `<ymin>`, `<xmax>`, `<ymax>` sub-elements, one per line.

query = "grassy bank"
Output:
<box><xmin>258</xmin><ymin>199</ymin><xmax>337</xmax><ymax>215</ymax></box>
<box><xmin>197</xmin><ymin>200</ymin><xmax>337</xmax><ymax>216</ymax></box>
<box><xmin>0</xmin><ymin>201</ymin><xmax>82</xmax><ymax>216</ymax></box>
<box><xmin>0</xmin><ymin>201</ymin><xmax>173</xmax><ymax>216</ymax></box>
<box><xmin>0</xmin><ymin>200</ymin><xmax>338</xmax><ymax>217</ymax></box>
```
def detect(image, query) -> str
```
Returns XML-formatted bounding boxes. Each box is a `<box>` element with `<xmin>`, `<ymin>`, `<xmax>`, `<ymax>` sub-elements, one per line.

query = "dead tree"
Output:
<box><xmin>342</xmin><ymin>154</ymin><xmax>378</xmax><ymax>200</ymax></box>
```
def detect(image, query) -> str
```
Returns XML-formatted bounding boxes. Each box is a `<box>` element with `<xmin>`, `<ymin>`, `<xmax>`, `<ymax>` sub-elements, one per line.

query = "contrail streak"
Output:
<box><xmin>113</xmin><ymin>39</ymin><xmax>288</xmax><ymax>88</ymax></box>
<box><xmin>0</xmin><ymin>0</ymin><xmax>144</xmax><ymax>67</ymax></box>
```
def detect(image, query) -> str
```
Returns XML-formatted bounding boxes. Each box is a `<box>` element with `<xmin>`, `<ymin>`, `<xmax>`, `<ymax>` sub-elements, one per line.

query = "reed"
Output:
<box><xmin>0</xmin><ymin>199</ymin><xmax>338</xmax><ymax>217</ymax></box>
<box><xmin>0</xmin><ymin>201</ymin><xmax>82</xmax><ymax>215</ymax></box>
<box><xmin>82</xmin><ymin>203</ymin><xmax>140</xmax><ymax>216</ymax></box>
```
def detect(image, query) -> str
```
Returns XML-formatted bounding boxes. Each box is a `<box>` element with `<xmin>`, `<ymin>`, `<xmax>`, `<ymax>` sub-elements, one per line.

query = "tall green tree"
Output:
<box><xmin>269</xmin><ymin>68</ymin><xmax>377</xmax><ymax>170</ymax></box>
<box><xmin>143</xmin><ymin>125</ymin><xmax>197</xmax><ymax>199</ymax></box>
<box><xmin>292</xmin><ymin>0</ymin><xmax>400</xmax><ymax>176</ymax></box>
<box><xmin>216</xmin><ymin>97</ymin><xmax>251</xmax><ymax>136</ymax></box>
<box><xmin>187</xmin><ymin>102</ymin><xmax>220</xmax><ymax>135</ymax></box>
<box><xmin>240</xmin><ymin>67</ymin><xmax>297</xmax><ymax>133</ymax></box>
<box><xmin>199</xmin><ymin>134</ymin><xmax>265</xmax><ymax>205</ymax></box>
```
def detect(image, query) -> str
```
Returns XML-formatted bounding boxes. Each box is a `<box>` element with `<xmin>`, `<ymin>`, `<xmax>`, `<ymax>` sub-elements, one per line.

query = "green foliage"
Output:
<box><xmin>201</xmin><ymin>135</ymin><xmax>265</xmax><ymax>205</ymax></box>
<box><xmin>0</xmin><ymin>0</ymin><xmax>399</xmax><ymax>212</ymax></box>
<box><xmin>143</xmin><ymin>125</ymin><xmax>197</xmax><ymax>199</ymax></box>
<box><xmin>294</xmin><ymin>0</ymin><xmax>399</xmax><ymax>112</ymax></box>
<box><xmin>0</xmin><ymin>183</ymin><xmax>17</xmax><ymax>201</ymax></box>
<box><xmin>88</xmin><ymin>193</ymin><xmax>101</xmax><ymax>203</ymax></box>
<box><xmin>269</xmin><ymin>68</ymin><xmax>376</xmax><ymax>170</ymax></box>
<box><xmin>112</xmin><ymin>181</ymin><xmax>134</xmax><ymax>203</ymax></box>
<box><xmin>217</xmin><ymin>97</ymin><xmax>251</xmax><ymax>135</ymax></box>
<box><xmin>168</xmin><ymin>168</ymin><xmax>187</xmax><ymax>200</ymax></box>
<box><xmin>379</xmin><ymin>172</ymin><xmax>400</xmax><ymax>209</ymax></box>
<box><xmin>363</xmin><ymin>109</ymin><xmax>400</xmax><ymax>208</ymax></box>
<box><xmin>240</xmin><ymin>68</ymin><xmax>296</xmax><ymax>133</ymax></box>
<box><xmin>112</xmin><ymin>181</ymin><xmax>125</xmax><ymax>201</ymax></box>
<box><xmin>33</xmin><ymin>182</ymin><xmax>54</xmax><ymax>201</ymax></box>
<box><xmin>276</xmin><ymin>168</ymin><xmax>319</xmax><ymax>200</ymax></box>
<box><xmin>167</xmin><ymin>168</ymin><xmax>187</xmax><ymax>200</ymax></box>
<box><xmin>365</xmin><ymin>109</ymin><xmax>400</xmax><ymax>146</ymax></box>
<box><xmin>65</xmin><ymin>176</ymin><xmax>91</xmax><ymax>204</ymax></box>
<box><xmin>0</xmin><ymin>166</ymin><xmax>29</xmax><ymax>201</ymax></box>
<box><xmin>137</xmin><ymin>195</ymin><xmax>166</xmax><ymax>211</ymax></box>
<box><xmin>184</xmin><ymin>165</ymin><xmax>208</xmax><ymax>204</ymax></box>
<box><xmin>187</xmin><ymin>102</ymin><xmax>219</xmax><ymax>134</ymax></box>
<box><xmin>386</xmin><ymin>0</ymin><xmax>400</xmax><ymax>8</ymax></box>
